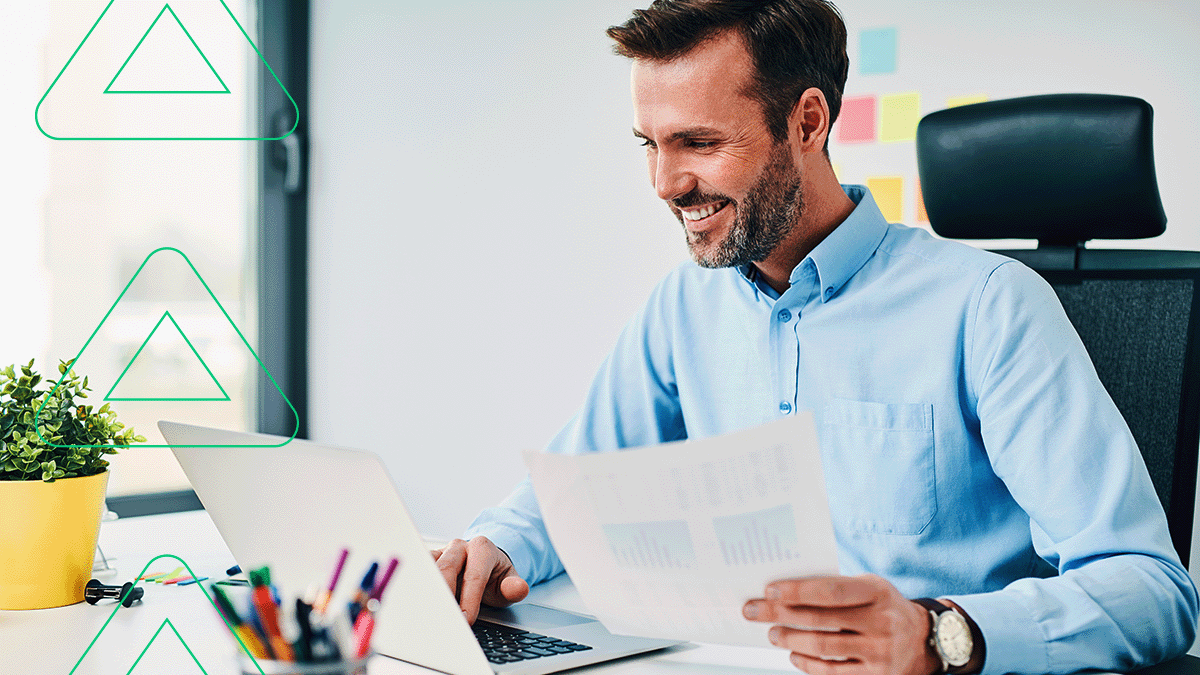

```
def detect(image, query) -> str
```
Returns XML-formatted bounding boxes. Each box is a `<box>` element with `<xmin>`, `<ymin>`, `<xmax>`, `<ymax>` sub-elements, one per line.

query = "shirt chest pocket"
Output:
<box><xmin>819</xmin><ymin>399</ymin><xmax>937</xmax><ymax>536</ymax></box>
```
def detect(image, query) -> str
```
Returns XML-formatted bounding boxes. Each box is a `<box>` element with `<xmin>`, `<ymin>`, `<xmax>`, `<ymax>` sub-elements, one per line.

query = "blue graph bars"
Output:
<box><xmin>712</xmin><ymin>504</ymin><xmax>801</xmax><ymax>566</ymax></box>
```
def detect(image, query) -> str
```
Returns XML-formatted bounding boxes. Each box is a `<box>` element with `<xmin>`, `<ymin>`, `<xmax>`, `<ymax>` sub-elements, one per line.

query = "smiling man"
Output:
<box><xmin>435</xmin><ymin>2</ymin><xmax>1199</xmax><ymax>674</ymax></box>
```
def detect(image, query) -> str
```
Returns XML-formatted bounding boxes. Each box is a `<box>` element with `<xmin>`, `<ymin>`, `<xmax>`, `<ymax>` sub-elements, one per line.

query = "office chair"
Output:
<box><xmin>915</xmin><ymin>94</ymin><xmax>1200</xmax><ymax>572</ymax></box>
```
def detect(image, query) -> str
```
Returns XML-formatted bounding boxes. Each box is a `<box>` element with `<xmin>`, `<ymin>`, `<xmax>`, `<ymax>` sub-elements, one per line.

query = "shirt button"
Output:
<box><xmin>825</xmin><ymin>286</ymin><xmax>835</xmax><ymax>297</ymax></box>
<box><xmin>779</xmin><ymin>401</ymin><xmax>792</xmax><ymax>414</ymax></box>
<box><xmin>776</xmin><ymin>309</ymin><xmax>792</xmax><ymax>322</ymax></box>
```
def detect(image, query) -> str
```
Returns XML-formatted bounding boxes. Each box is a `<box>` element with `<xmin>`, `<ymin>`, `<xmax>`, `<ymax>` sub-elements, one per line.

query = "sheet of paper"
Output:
<box><xmin>523</xmin><ymin>413</ymin><xmax>838</xmax><ymax>647</ymax></box>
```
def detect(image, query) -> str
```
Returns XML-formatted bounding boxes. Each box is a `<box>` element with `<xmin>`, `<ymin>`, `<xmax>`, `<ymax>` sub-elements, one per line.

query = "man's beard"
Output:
<box><xmin>672</xmin><ymin>142</ymin><xmax>802</xmax><ymax>269</ymax></box>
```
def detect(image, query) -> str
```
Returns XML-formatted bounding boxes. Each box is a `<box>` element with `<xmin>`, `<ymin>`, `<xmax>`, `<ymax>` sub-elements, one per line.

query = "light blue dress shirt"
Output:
<box><xmin>465</xmin><ymin>185</ymin><xmax>1198</xmax><ymax>674</ymax></box>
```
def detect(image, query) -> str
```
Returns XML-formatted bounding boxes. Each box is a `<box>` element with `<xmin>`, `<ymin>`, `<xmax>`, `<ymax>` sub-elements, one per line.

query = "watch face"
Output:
<box><xmin>935</xmin><ymin>611</ymin><xmax>973</xmax><ymax>666</ymax></box>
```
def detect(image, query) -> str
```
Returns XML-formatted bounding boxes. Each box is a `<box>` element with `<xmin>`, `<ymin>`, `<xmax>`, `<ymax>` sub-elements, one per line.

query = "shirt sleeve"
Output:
<box><xmin>462</xmin><ymin>273</ymin><xmax>687</xmax><ymax>585</ymax></box>
<box><xmin>946</xmin><ymin>261</ymin><xmax>1199</xmax><ymax>674</ymax></box>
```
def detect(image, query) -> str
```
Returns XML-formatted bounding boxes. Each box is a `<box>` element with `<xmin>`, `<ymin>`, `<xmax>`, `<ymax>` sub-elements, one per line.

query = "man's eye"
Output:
<box><xmin>686</xmin><ymin>140</ymin><xmax>715</xmax><ymax>149</ymax></box>
<box><xmin>639</xmin><ymin>140</ymin><xmax>656</xmax><ymax>149</ymax></box>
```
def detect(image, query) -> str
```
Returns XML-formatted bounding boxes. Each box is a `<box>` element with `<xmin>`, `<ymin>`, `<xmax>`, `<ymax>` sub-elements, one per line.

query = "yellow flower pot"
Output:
<box><xmin>0</xmin><ymin>470</ymin><xmax>109</xmax><ymax>610</ymax></box>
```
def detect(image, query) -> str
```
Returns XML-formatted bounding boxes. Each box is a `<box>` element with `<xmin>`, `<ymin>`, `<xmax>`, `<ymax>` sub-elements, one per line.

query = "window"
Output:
<box><xmin>3</xmin><ymin>1</ymin><xmax>264</xmax><ymax>498</ymax></box>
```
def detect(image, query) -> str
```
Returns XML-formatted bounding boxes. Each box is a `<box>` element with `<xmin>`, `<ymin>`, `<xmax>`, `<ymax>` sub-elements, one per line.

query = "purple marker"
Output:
<box><xmin>314</xmin><ymin>548</ymin><xmax>349</xmax><ymax>616</ymax></box>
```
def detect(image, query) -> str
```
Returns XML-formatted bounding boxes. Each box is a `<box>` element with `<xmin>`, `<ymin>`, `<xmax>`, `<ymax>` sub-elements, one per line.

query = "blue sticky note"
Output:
<box><xmin>859</xmin><ymin>28</ymin><xmax>897</xmax><ymax>75</ymax></box>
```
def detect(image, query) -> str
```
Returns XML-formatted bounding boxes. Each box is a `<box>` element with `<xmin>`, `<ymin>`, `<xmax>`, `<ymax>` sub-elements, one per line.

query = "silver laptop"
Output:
<box><xmin>159</xmin><ymin>421</ymin><xmax>681</xmax><ymax>675</ymax></box>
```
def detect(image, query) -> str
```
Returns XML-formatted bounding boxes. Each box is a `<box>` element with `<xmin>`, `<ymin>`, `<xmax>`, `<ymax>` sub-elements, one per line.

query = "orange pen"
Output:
<box><xmin>248</xmin><ymin>566</ymin><xmax>294</xmax><ymax>661</ymax></box>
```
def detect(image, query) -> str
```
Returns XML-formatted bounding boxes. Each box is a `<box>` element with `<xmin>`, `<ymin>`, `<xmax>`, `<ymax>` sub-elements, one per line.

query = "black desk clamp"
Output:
<box><xmin>84</xmin><ymin>579</ymin><xmax>144</xmax><ymax>607</ymax></box>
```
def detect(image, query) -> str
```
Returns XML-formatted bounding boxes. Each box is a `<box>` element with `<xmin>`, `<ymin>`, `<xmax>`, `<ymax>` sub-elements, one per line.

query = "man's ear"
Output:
<box><xmin>788</xmin><ymin>87</ymin><xmax>832</xmax><ymax>154</ymax></box>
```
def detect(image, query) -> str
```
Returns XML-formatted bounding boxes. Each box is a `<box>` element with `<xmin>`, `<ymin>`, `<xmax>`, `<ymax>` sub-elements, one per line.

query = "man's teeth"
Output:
<box><xmin>682</xmin><ymin>203</ymin><xmax>724</xmax><ymax>221</ymax></box>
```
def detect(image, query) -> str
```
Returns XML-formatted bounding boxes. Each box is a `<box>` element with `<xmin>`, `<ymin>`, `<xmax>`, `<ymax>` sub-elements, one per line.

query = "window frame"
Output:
<box><xmin>108</xmin><ymin>0</ymin><xmax>310</xmax><ymax>518</ymax></box>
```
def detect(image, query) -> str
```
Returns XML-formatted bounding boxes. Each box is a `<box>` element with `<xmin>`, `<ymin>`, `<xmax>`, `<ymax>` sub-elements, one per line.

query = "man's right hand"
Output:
<box><xmin>432</xmin><ymin>536</ymin><xmax>530</xmax><ymax>625</ymax></box>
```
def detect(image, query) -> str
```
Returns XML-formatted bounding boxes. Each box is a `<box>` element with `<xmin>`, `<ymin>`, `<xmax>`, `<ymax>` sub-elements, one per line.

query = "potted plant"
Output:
<box><xmin>0</xmin><ymin>358</ymin><xmax>146</xmax><ymax>609</ymax></box>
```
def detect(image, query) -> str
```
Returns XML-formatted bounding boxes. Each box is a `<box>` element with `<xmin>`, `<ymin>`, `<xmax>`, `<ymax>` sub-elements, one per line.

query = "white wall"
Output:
<box><xmin>309</xmin><ymin>1</ymin><xmax>682</xmax><ymax>539</ymax></box>
<box><xmin>308</xmin><ymin>0</ymin><xmax>1200</xmax><ymax>551</ymax></box>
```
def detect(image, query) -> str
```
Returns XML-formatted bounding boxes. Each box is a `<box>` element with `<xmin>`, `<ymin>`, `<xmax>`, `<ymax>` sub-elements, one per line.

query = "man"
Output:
<box><xmin>433</xmin><ymin>1</ymin><xmax>1199</xmax><ymax>673</ymax></box>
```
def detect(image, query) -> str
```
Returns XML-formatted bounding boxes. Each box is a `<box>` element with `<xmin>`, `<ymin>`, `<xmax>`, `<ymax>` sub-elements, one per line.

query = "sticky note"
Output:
<box><xmin>859</xmin><ymin>28</ymin><xmax>897</xmax><ymax>75</ymax></box>
<box><xmin>915</xmin><ymin>178</ymin><xmax>928</xmax><ymax>223</ymax></box>
<box><xmin>837</xmin><ymin>95</ymin><xmax>876</xmax><ymax>143</ymax></box>
<box><xmin>880</xmin><ymin>92</ymin><xmax>921</xmax><ymax>142</ymax></box>
<box><xmin>867</xmin><ymin>176</ymin><xmax>904</xmax><ymax>222</ymax></box>
<box><xmin>947</xmin><ymin>94</ymin><xmax>988</xmax><ymax>108</ymax></box>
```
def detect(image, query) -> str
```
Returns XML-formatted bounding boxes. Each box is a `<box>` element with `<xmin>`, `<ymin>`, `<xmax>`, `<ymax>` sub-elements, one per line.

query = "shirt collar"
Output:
<box><xmin>792</xmin><ymin>184</ymin><xmax>889</xmax><ymax>302</ymax></box>
<box><xmin>736</xmin><ymin>184</ymin><xmax>889</xmax><ymax>301</ymax></box>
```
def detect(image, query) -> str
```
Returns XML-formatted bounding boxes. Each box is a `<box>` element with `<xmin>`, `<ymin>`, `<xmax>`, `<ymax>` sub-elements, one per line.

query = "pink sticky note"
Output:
<box><xmin>837</xmin><ymin>95</ymin><xmax>877</xmax><ymax>143</ymax></box>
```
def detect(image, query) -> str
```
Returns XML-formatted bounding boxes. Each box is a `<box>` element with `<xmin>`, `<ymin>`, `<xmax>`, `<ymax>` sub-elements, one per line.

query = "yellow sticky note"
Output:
<box><xmin>946</xmin><ymin>94</ymin><xmax>988</xmax><ymax>108</ymax></box>
<box><xmin>867</xmin><ymin>176</ymin><xmax>904</xmax><ymax>222</ymax></box>
<box><xmin>915</xmin><ymin>178</ymin><xmax>928</xmax><ymax>223</ymax></box>
<box><xmin>880</xmin><ymin>92</ymin><xmax>921</xmax><ymax>142</ymax></box>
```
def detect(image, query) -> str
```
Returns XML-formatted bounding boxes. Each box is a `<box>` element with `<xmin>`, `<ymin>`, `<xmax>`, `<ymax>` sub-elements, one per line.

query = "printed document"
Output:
<box><xmin>523</xmin><ymin>412</ymin><xmax>838</xmax><ymax>647</ymax></box>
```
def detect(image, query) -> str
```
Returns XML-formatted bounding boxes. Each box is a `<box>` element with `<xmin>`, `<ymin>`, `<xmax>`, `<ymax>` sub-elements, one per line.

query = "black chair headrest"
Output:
<box><xmin>915</xmin><ymin>93</ymin><xmax>1166</xmax><ymax>244</ymax></box>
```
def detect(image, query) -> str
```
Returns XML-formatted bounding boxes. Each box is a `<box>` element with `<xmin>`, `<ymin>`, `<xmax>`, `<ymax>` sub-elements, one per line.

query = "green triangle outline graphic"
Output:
<box><xmin>126</xmin><ymin>618</ymin><xmax>210</xmax><ymax>675</ymax></box>
<box><xmin>104</xmin><ymin>3</ymin><xmax>232</xmax><ymax>95</ymax></box>
<box><xmin>34</xmin><ymin>0</ymin><xmax>297</xmax><ymax>140</ymax></box>
<box><xmin>69</xmin><ymin>554</ymin><xmax>268</xmax><ymax>675</ymax></box>
<box><xmin>105</xmin><ymin>309</ymin><xmax>232</xmax><ymax>402</ymax></box>
<box><xmin>34</xmin><ymin>247</ymin><xmax>298</xmax><ymax>448</ymax></box>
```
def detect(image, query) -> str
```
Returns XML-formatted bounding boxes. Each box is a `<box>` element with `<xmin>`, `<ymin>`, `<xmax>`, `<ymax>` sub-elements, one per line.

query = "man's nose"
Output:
<box><xmin>652</xmin><ymin>151</ymin><xmax>694</xmax><ymax>202</ymax></box>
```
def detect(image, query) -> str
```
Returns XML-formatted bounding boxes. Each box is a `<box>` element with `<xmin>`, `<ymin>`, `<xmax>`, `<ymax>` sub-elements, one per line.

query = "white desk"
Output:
<box><xmin>0</xmin><ymin>510</ymin><xmax>798</xmax><ymax>675</ymax></box>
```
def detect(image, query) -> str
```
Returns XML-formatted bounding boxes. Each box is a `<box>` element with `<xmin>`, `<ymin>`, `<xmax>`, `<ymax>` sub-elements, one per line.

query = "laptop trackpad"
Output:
<box><xmin>479</xmin><ymin>603</ymin><xmax>594</xmax><ymax>631</ymax></box>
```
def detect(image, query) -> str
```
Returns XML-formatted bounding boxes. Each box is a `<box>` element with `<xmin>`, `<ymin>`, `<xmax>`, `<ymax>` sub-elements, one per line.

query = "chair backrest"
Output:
<box><xmin>916</xmin><ymin>93</ymin><xmax>1200</xmax><ymax>567</ymax></box>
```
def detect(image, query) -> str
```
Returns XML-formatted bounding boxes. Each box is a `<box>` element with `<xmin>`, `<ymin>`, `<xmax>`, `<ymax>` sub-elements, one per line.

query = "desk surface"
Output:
<box><xmin>1</xmin><ymin>510</ymin><xmax>1194</xmax><ymax>675</ymax></box>
<box><xmin>0</xmin><ymin>510</ymin><xmax>799</xmax><ymax>675</ymax></box>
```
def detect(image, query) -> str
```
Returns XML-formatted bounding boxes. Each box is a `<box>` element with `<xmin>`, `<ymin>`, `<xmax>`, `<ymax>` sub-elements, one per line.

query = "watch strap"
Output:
<box><xmin>913</xmin><ymin>597</ymin><xmax>951</xmax><ymax>615</ymax></box>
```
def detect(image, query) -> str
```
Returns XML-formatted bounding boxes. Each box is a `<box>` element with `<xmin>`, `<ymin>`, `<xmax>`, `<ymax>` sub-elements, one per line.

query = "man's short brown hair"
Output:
<box><xmin>607</xmin><ymin>0</ymin><xmax>849</xmax><ymax>149</ymax></box>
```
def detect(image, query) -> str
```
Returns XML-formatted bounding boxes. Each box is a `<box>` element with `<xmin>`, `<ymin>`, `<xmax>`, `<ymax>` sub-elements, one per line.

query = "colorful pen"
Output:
<box><xmin>314</xmin><ymin>548</ymin><xmax>349</xmax><ymax>616</ymax></box>
<box><xmin>249</xmin><ymin>567</ymin><xmax>294</xmax><ymax>661</ymax></box>
<box><xmin>347</xmin><ymin>562</ymin><xmax>378</xmax><ymax>624</ymax></box>
<box><xmin>352</xmin><ymin>557</ymin><xmax>400</xmax><ymax>658</ymax></box>
<box><xmin>352</xmin><ymin>606</ymin><xmax>376</xmax><ymax>659</ymax></box>
<box><xmin>368</xmin><ymin>557</ymin><xmax>399</xmax><ymax>603</ymax></box>
<box><xmin>210</xmin><ymin>582</ymin><xmax>269</xmax><ymax>660</ymax></box>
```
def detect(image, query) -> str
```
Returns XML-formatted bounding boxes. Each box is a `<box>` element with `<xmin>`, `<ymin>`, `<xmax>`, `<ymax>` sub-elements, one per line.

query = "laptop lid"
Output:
<box><xmin>159</xmin><ymin>420</ymin><xmax>495</xmax><ymax>675</ymax></box>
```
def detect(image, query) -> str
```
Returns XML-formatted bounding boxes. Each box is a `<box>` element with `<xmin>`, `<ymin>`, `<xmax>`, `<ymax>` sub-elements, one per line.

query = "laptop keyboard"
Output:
<box><xmin>473</xmin><ymin>620</ymin><xmax>593</xmax><ymax>665</ymax></box>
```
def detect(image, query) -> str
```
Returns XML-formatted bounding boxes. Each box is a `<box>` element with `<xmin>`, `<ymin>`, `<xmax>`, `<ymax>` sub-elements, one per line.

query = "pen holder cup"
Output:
<box><xmin>237</xmin><ymin>655</ymin><xmax>370</xmax><ymax>675</ymax></box>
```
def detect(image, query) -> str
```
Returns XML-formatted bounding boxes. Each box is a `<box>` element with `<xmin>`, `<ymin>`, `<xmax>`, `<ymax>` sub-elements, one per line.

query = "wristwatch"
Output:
<box><xmin>913</xmin><ymin>598</ymin><xmax>976</xmax><ymax>673</ymax></box>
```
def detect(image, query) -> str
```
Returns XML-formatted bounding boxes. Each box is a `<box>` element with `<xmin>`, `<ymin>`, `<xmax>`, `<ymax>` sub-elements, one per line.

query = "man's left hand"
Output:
<box><xmin>742</xmin><ymin>574</ymin><xmax>940</xmax><ymax>675</ymax></box>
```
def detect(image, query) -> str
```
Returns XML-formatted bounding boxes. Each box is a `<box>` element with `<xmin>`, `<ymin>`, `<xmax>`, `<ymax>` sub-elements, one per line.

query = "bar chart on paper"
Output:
<box><xmin>713</xmin><ymin>504</ymin><xmax>802</xmax><ymax>566</ymax></box>
<box><xmin>603</xmin><ymin>520</ymin><xmax>697</xmax><ymax>569</ymax></box>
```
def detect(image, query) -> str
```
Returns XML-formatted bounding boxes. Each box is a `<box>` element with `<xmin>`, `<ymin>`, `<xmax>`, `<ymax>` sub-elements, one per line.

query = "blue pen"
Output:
<box><xmin>348</xmin><ymin>562</ymin><xmax>378</xmax><ymax>624</ymax></box>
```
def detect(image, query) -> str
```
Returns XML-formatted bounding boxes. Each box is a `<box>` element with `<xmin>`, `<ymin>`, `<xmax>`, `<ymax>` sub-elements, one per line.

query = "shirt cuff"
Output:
<box><xmin>461</xmin><ymin>522</ymin><xmax>536</xmax><ymax>583</ymax></box>
<box><xmin>943</xmin><ymin>591</ymin><xmax>1049</xmax><ymax>675</ymax></box>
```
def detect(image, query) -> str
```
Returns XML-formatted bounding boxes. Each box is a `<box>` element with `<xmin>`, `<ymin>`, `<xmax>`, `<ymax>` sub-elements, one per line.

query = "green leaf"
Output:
<box><xmin>134</xmin><ymin>435</ymin><xmax>147</xmax><ymax>443</ymax></box>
